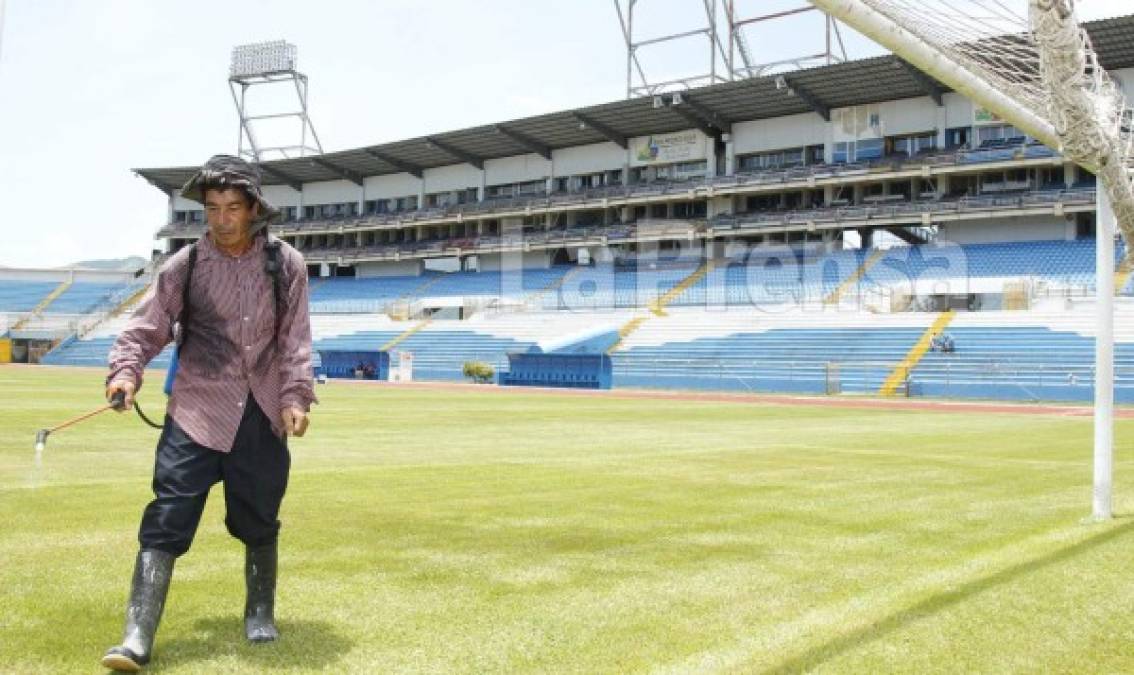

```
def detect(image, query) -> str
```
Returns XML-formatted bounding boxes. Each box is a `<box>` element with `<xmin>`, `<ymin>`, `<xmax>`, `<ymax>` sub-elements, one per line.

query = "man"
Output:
<box><xmin>101</xmin><ymin>155</ymin><xmax>316</xmax><ymax>672</ymax></box>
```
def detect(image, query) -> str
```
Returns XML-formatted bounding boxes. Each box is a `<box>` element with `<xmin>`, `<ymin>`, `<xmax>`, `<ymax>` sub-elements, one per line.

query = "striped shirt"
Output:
<box><xmin>108</xmin><ymin>232</ymin><xmax>316</xmax><ymax>452</ymax></box>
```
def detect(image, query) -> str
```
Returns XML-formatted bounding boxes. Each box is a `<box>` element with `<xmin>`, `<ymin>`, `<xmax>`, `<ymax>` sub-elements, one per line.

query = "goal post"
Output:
<box><xmin>807</xmin><ymin>0</ymin><xmax>1130</xmax><ymax>519</ymax></box>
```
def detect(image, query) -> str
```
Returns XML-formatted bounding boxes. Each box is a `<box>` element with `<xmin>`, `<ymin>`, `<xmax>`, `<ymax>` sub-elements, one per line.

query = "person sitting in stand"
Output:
<box><xmin>940</xmin><ymin>331</ymin><xmax>956</xmax><ymax>353</ymax></box>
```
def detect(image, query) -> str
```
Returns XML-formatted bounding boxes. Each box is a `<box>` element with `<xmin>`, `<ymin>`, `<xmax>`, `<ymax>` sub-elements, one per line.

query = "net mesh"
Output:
<box><xmin>812</xmin><ymin>0</ymin><xmax>1133</xmax><ymax>259</ymax></box>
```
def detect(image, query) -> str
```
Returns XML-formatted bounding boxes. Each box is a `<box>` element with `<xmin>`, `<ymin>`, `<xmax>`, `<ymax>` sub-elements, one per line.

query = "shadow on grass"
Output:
<box><xmin>148</xmin><ymin>616</ymin><xmax>352</xmax><ymax>671</ymax></box>
<box><xmin>764</xmin><ymin>515</ymin><xmax>1134</xmax><ymax>675</ymax></box>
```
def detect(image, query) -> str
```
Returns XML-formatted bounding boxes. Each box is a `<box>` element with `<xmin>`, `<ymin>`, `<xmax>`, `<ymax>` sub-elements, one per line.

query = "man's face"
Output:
<box><xmin>204</xmin><ymin>187</ymin><xmax>258</xmax><ymax>251</ymax></box>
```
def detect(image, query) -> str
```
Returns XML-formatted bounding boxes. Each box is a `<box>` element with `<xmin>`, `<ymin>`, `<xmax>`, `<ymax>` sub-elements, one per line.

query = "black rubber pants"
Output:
<box><xmin>137</xmin><ymin>394</ymin><xmax>290</xmax><ymax>557</ymax></box>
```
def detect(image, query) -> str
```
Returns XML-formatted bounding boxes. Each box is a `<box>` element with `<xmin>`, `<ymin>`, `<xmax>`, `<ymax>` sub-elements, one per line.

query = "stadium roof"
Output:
<box><xmin>135</xmin><ymin>13</ymin><xmax>1134</xmax><ymax>195</ymax></box>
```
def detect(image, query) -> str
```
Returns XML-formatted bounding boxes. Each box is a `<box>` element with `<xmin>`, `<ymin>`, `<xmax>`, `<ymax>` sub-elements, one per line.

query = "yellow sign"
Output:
<box><xmin>974</xmin><ymin>107</ymin><xmax>1003</xmax><ymax>124</ymax></box>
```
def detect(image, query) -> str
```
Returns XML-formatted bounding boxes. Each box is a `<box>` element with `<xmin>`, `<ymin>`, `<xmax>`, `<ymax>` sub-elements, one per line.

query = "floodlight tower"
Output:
<box><xmin>228</xmin><ymin>40</ymin><xmax>324</xmax><ymax>161</ymax></box>
<box><xmin>728</xmin><ymin>3</ymin><xmax>847</xmax><ymax>78</ymax></box>
<box><xmin>613</xmin><ymin>0</ymin><xmax>846</xmax><ymax>99</ymax></box>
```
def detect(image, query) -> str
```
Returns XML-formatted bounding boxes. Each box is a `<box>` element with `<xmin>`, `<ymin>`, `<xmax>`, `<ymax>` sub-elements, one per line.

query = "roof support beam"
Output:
<box><xmin>896</xmin><ymin>59</ymin><xmax>945</xmax><ymax>107</ymax></box>
<box><xmin>309</xmin><ymin>157</ymin><xmax>364</xmax><ymax>186</ymax></box>
<box><xmin>425</xmin><ymin>137</ymin><xmax>484</xmax><ymax>170</ymax></box>
<box><xmin>780</xmin><ymin>77</ymin><xmax>830</xmax><ymax>122</ymax></box>
<box><xmin>493</xmin><ymin>125</ymin><xmax>552</xmax><ymax>160</ymax></box>
<box><xmin>662</xmin><ymin>93</ymin><xmax>732</xmax><ymax>139</ymax></box>
<box><xmin>257</xmin><ymin>165</ymin><xmax>304</xmax><ymax>192</ymax></box>
<box><xmin>363</xmin><ymin>148</ymin><xmax>423</xmax><ymax>179</ymax></box>
<box><xmin>676</xmin><ymin>94</ymin><xmax>733</xmax><ymax>135</ymax></box>
<box><xmin>667</xmin><ymin>104</ymin><xmax>720</xmax><ymax>140</ymax></box>
<box><xmin>884</xmin><ymin>226</ymin><xmax>929</xmax><ymax>245</ymax></box>
<box><xmin>572</xmin><ymin>112</ymin><xmax>628</xmax><ymax>148</ymax></box>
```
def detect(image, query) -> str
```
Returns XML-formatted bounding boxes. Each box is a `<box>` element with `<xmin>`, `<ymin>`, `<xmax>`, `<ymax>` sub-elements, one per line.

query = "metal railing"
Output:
<box><xmin>159</xmin><ymin>143</ymin><xmax>1069</xmax><ymax>239</ymax></box>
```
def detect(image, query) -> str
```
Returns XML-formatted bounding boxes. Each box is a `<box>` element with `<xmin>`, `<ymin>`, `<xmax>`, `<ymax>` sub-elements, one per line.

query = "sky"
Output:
<box><xmin>0</xmin><ymin>0</ymin><xmax>1130</xmax><ymax>269</ymax></box>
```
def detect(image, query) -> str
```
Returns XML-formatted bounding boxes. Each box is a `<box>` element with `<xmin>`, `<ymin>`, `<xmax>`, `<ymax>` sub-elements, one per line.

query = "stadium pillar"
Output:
<box><xmin>477</xmin><ymin>171</ymin><xmax>486</xmax><ymax>203</ymax></box>
<box><xmin>501</xmin><ymin>217</ymin><xmax>524</xmax><ymax>297</ymax></box>
<box><xmin>1063</xmin><ymin>163</ymin><xmax>1076</xmax><ymax>189</ymax></box>
<box><xmin>823</xmin><ymin>121</ymin><xmax>835</xmax><ymax>164</ymax></box>
<box><xmin>707</xmin><ymin>196</ymin><xmax>731</xmax><ymax>219</ymax></box>
<box><xmin>823</xmin><ymin>185</ymin><xmax>834</xmax><ymax>206</ymax></box>
<box><xmin>706</xmin><ymin>137</ymin><xmax>718</xmax><ymax>178</ymax></box>
<box><xmin>935</xmin><ymin>106</ymin><xmax>947</xmax><ymax>150</ymax></box>
<box><xmin>1093</xmin><ymin>188</ymin><xmax>1115</xmax><ymax>521</ymax></box>
<box><xmin>857</xmin><ymin>227</ymin><xmax>873</xmax><ymax>248</ymax></box>
<box><xmin>724</xmin><ymin>135</ymin><xmax>735</xmax><ymax>176</ymax></box>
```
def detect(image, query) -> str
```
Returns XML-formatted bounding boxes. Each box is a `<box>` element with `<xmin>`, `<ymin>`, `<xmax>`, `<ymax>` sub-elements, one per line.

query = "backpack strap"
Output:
<box><xmin>263</xmin><ymin>235</ymin><xmax>285</xmax><ymax>336</ymax></box>
<box><xmin>177</xmin><ymin>243</ymin><xmax>198</xmax><ymax>347</ymax></box>
<box><xmin>178</xmin><ymin>236</ymin><xmax>285</xmax><ymax>344</ymax></box>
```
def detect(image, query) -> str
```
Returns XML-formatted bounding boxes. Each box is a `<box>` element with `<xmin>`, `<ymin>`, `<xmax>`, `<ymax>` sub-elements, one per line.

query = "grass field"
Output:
<box><xmin>1</xmin><ymin>365</ymin><xmax>1133</xmax><ymax>674</ymax></box>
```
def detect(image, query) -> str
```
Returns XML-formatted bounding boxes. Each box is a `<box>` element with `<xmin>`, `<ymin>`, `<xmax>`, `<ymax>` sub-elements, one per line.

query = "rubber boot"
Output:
<box><xmin>101</xmin><ymin>549</ymin><xmax>175</xmax><ymax>672</ymax></box>
<box><xmin>244</xmin><ymin>541</ymin><xmax>279</xmax><ymax>642</ymax></box>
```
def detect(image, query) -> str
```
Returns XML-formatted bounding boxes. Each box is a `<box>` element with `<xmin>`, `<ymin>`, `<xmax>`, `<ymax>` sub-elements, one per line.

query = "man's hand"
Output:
<box><xmin>281</xmin><ymin>406</ymin><xmax>309</xmax><ymax>437</ymax></box>
<box><xmin>105</xmin><ymin>380</ymin><xmax>136</xmax><ymax>412</ymax></box>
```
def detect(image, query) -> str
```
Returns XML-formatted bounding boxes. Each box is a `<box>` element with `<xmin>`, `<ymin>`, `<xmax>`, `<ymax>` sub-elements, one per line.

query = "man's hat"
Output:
<box><xmin>180</xmin><ymin>154</ymin><xmax>282</xmax><ymax>227</ymax></box>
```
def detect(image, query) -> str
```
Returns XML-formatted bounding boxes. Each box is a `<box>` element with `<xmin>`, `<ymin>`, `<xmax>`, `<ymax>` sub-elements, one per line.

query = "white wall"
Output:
<box><xmin>363</xmin><ymin>173</ymin><xmax>422</xmax><ymax>200</ymax></box>
<box><xmin>172</xmin><ymin>195</ymin><xmax>199</xmax><ymax>211</ymax></box>
<box><xmin>423</xmin><ymin>163</ymin><xmax>481</xmax><ymax>193</ymax></box>
<box><xmin>1113</xmin><ymin>67</ymin><xmax>1134</xmax><ymax>106</ymax></box>
<box><xmin>732</xmin><ymin>112</ymin><xmax>825</xmax><ymax>155</ymax></box>
<box><xmin>0</xmin><ymin>268</ymin><xmax>138</xmax><ymax>282</ymax></box>
<box><xmin>877</xmin><ymin>96</ymin><xmax>939</xmax><ymax>136</ymax></box>
<box><xmin>303</xmin><ymin>179</ymin><xmax>359</xmax><ymax>205</ymax></box>
<box><xmin>262</xmin><ymin>185</ymin><xmax>301</xmax><ymax>211</ymax></box>
<box><xmin>552</xmin><ymin>141</ymin><xmax>627</xmax><ymax>175</ymax></box>
<box><xmin>937</xmin><ymin>216</ymin><xmax>1072</xmax><ymax>244</ymax></box>
<box><xmin>355</xmin><ymin>260</ymin><xmax>424</xmax><ymax>277</ymax></box>
<box><xmin>477</xmin><ymin>250</ymin><xmax>551</xmax><ymax>271</ymax></box>
<box><xmin>485</xmin><ymin>154</ymin><xmax>551</xmax><ymax>185</ymax></box>
<box><xmin>943</xmin><ymin>92</ymin><xmax>973</xmax><ymax>130</ymax></box>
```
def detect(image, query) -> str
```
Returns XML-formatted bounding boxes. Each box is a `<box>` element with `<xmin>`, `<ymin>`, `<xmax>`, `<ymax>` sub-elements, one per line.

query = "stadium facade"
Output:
<box><xmin>139</xmin><ymin>15</ymin><xmax>1134</xmax><ymax>281</ymax></box>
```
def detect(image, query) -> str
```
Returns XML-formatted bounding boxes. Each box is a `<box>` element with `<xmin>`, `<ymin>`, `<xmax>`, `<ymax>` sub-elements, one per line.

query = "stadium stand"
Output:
<box><xmin>47</xmin><ymin>282</ymin><xmax>128</xmax><ymax>314</ymax></box>
<box><xmin>30</xmin><ymin>238</ymin><xmax>1134</xmax><ymax>403</ymax></box>
<box><xmin>912</xmin><ymin>308</ymin><xmax>1134</xmax><ymax>402</ymax></box>
<box><xmin>610</xmin><ymin>306</ymin><xmax>933</xmax><ymax>394</ymax></box>
<box><xmin>0</xmin><ymin>281</ymin><xmax>62</xmax><ymax>312</ymax></box>
<box><xmin>17</xmin><ymin>13</ymin><xmax>1134</xmax><ymax>403</ymax></box>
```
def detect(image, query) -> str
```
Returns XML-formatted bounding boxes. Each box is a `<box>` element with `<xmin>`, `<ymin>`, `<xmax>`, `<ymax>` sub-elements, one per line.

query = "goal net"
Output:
<box><xmin>808</xmin><ymin>0</ymin><xmax>1134</xmax><ymax>261</ymax></box>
